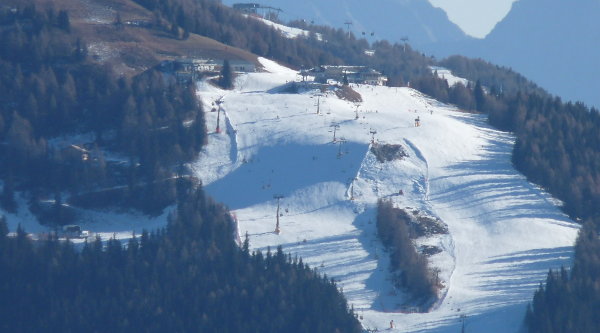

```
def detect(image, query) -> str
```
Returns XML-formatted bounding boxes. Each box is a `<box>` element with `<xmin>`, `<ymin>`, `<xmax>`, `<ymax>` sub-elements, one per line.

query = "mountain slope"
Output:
<box><xmin>430</xmin><ymin>0</ymin><xmax>600</xmax><ymax>108</ymax></box>
<box><xmin>2</xmin><ymin>0</ymin><xmax>258</xmax><ymax>76</ymax></box>
<box><xmin>193</xmin><ymin>59</ymin><xmax>579</xmax><ymax>332</ymax></box>
<box><xmin>482</xmin><ymin>0</ymin><xmax>600</xmax><ymax>108</ymax></box>
<box><xmin>220</xmin><ymin>0</ymin><xmax>473</xmax><ymax>48</ymax></box>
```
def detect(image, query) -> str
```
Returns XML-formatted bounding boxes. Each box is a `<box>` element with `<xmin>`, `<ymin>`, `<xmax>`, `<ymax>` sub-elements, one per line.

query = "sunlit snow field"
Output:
<box><xmin>193</xmin><ymin>58</ymin><xmax>579</xmax><ymax>332</ymax></box>
<box><xmin>0</xmin><ymin>56</ymin><xmax>578</xmax><ymax>332</ymax></box>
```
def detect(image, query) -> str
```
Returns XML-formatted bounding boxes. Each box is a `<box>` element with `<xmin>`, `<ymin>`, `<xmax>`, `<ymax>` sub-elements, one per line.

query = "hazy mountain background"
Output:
<box><xmin>436</xmin><ymin>0</ymin><xmax>600</xmax><ymax>109</ymax></box>
<box><xmin>224</xmin><ymin>0</ymin><xmax>600</xmax><ymax>109</ymax></box>
<box><xmin>485</xmin><ymin>0</ymin><xmax>600</xmax><ymax>109</ymax></box>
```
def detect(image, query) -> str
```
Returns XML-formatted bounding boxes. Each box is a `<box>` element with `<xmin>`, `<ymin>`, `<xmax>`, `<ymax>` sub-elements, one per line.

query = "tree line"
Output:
<box><xmin>0</xmin><ymin>186</ymin><xmax>362</xmax><ymax>332</ymax></box>
<box><xmin>376</xmin><ymin>200</ymin><xmax>439</xmax><ymax>307</ymax></box>
<box><xmin>525</xmin><ymin>220</ymin><xmax>600</xmax><ymax>332</ymax></box>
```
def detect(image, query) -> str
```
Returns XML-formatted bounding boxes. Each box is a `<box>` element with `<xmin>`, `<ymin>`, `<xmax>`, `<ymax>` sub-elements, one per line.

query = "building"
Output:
<box><xmin>360</xmin><ymin>68</ymin><xmax>388</xmax><ymax>86</ymax></box>
<box><xmin>232</xmin><ymin>3</ymin><xmax>261</xmax><ymax>14</ymax></box>
<box><xmin>302</xmin><ymin>65</ymin><xmax>388</xmax><ymax>86</ymax></box>
<box><xmin>62</xmin><ymin>225</ymin><xmax>89</xmax><ymax>239</ymax></box>
<box><xmin>160</xmin><ymin>58</ymin><xmax>256</xmax><ymax>84</ymax></box>
<box><xmin>229</xmin><ymin>59</ymin><xmax>256</xmax><ymax>73</ymax></box>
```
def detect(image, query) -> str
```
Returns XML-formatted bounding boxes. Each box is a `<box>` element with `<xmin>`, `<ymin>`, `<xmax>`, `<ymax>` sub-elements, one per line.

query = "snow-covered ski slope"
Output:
<box><xmin>193</xmin><ymin>58</ymin><xmax>579</xmax><ymax>332</ymax></box>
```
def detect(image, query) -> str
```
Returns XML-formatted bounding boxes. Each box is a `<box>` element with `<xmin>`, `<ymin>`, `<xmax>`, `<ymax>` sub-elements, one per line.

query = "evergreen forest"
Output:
<box><xmin>0</xmin><ymin>4</ymin><xmax>362</xmax><ymax>332</ymax></box>
<box><xmin>1</xmin><ymin>0</ymin><xmax>599</xmax><ymax>331</ymax></box>
<box><xmin>525</xmin><ymin>220</ymin><xmax>600</xmax><ymax>333</ymax></box>
<box><xmin>0</xmin><ymin>188</ymin><xmax>361</xmax><ymax>332</ymax></box>
<box><xmin>0</xmin><ymin>5</ymin><xmax>206</xmax><ymax>216</ymax></box>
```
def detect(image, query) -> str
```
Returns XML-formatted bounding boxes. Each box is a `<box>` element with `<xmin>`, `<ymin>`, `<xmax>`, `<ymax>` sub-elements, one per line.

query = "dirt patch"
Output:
<box><xmin>335</xmin><ymin>85</ymin><xmax>362</xmax><ymax>103</ymax></box>
<box><xmin>370</xmin><ymin>143</ymin><xmax>408</xmax><ymax>163</ymax></box>
<box><xmin>406</xmin><ymin>208</ymin><xmax>449</xmax><ymax>238</ymax></box>
<box><xmin>419</xmin><ymin>245</ymin><xmax>442</xmax><ymax>256</ymax></box>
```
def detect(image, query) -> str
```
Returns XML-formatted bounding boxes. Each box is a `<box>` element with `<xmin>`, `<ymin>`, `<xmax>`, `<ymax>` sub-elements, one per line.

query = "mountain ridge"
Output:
<box><xmin>221</xmin><ymin>0</ymin><xmax>474</xmax><ymax>49</ymax></box>
<box><xmin>425</xmin><ymin>0</ymin><xmax>600</xmax><ymax>109</ymax></box>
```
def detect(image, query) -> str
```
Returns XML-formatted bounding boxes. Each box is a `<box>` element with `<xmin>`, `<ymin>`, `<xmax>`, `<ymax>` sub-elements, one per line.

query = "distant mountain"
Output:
<box><xmin>430</xmin><ymin>0</ymin><xmax>600</xmax><ymax>108</ymax></box>
<box><xmin>221</xmin><ymin>0</ymin><xmax>473</xmax><ymax>49</ymax></box>
<box><xmin>485</xmin><ymin>0</ymin><xmax>600</xmax><ymax>108</ymax></box>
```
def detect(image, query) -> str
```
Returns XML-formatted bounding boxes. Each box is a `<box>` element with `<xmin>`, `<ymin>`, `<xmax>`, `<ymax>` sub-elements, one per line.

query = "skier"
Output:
<box><xmin>390</xmin><ymin>319</ymin><xmax>395</xmax><ymax>329</ymax></box>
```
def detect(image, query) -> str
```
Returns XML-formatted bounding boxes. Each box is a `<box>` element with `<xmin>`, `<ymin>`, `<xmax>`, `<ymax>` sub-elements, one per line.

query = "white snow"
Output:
<box><xmin>193</xmin><ymin>57</ymin><xmax>579</xmax><ymax>332</ymax></box>
<box><xmin>0</xmin><ymin>54</ymin><xmax>578</xmax><ymax>332</ymax></box>
<box><xmin>88</xmin><ymin>42</ymin><xmax>119</xmax><ymax>63</ymax></box>
<box><xmin>81</xmin><ymin>0</ymin><xmax>115</xmax><ymax>24</ymax></box>
<box><xmin>248</xmin><ymin>15</ymin><xmax>322</xmax><ymax>40</ymax></box>
<box><xmin>0</xmin><ymin>190</ymin><xmax>173</xmax><ymax>244</ymax></box>
<box><xmin>431</xmin><ymin>66</ymin><xmax>470</xmax><ymax>87</ymax></box>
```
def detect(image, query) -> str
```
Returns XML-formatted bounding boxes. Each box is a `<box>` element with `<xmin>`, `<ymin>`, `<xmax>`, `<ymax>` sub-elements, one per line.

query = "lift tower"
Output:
<box><xmin>273</xmin><ymin>194</ymin><xmax>284</xmax><ymax>234</ymax></box>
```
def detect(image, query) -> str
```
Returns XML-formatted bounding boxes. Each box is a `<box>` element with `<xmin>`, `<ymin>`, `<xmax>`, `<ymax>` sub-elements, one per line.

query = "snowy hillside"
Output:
<box><xmin>249</xmin><ymin>16</ymin><xmax>319</xmax><ymax>40</ymax></box>
<box><xmin>0</xmin><ymin>191</ymin><xmax>172</xmax><ymax>244</ymax></box>
<box><xmin>193</xmin><ymin>58</ymin><xmax>579</xmax><ymax>332</ymax></box>
<box><xmin>222</xmin><ymin>0</ymin><xmax>472</xmax><ymax>48</ymax></box>
<box><xmin>431</xmin><ymin>66</ymin><xmax>470</xmax><ymax>87</ymax></box>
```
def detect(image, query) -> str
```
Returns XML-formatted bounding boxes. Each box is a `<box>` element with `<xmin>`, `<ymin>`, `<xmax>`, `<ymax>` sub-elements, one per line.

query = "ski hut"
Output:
<box><xmin>233</xmin><ymin>3</ymin><xmax>261</xmax><ymax>14</ymax></box>
<box><xmin>63</xmin><ymin>225</ymin><xmax>82</xmax><ymax>238</ymax></box>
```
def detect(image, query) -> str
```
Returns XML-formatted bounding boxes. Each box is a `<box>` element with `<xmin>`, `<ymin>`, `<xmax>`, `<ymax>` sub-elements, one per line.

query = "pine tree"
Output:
<box><xmin>57</xmin><ymin>10</ymin><xmax>70</xmax><ymax>32</ymax></box>
<box><xmin>114</xmin><ymin>12</ymin><xmax>124</xmax><ymax>30</ymax></box>
<box><xmin>0</xmin><ymin>215</ymin><xmax>8</xmax><ymax>237</ymax></box>
<box><xmin>218</xmin><ymin>59</ymin><xmax>234</xmax><ymax>89</ymax></box>
<box><xmin>474</xmin><ymin>80</ymin><xmax>485</xmax><ymax>112</ymax></box>
<box><xmin>1</xmin><ymin>172</ymin><xmax>17</xmax><ymax>213</ymax></box>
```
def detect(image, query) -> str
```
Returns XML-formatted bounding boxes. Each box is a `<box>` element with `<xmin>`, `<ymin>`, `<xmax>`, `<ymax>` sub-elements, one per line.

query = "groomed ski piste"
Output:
<box><xmin>193</xmin><ymin>58</ymin><xmax>580</xmax><ymax>332</ymax></box>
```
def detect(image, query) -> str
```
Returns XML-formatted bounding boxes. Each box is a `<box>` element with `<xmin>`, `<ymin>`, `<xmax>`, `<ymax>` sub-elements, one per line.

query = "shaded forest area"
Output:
<box><xmin>507</xmin><ymin>94</ymin><xmax>600</xmax><ymax>332</ymax></box>
<box><xmin>0</xmin><ymin>5</ymin><xmax>364</xmax><ymax>333</ymax></box>
<box><xmin>438</xmin><ymin>55</ymin><xmax>548</xmax><ymax>98</ymax></box>
<box><xmin>0</xmin><ymin>187</ymin><xmax>361</xmax><ymax>332</ymax></box>
<box><xmin>505</xmin><ymin>96</ymin><xmax>600</xmax><ymax>221</ymax></box>
<box><xmin>0</xmin><ymin>5</ymin><xmax>206</xmax><ymax>217</ymax></box>
<box><xmin>526</xmin><ymin>220</ymin><xmax>600</xmax><ymax>333</ymax></box>
<box><xmin>376</xmin><ymin>200</ymin><xmax>439</xmax><ymax>308</ymax></box>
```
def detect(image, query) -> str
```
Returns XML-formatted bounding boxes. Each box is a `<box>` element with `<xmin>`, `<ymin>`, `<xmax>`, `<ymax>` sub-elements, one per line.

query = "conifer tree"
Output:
<box><xmin>0</xmin><ymin>215</ymin><xmax>7</xmax><ymax>237</ymax></box>
<box><xmin>219</xmin><ymin>59</ymin><xmax>234</xmax><ymax>89</ymax></box>
<box><xmin>57</xmin><ymin>10</ymin><xmax>70</xmax><ymax>32</ymax></box>
<box><xmin>474</xmin><ymin>80</ymin><xmax>485</xmax><ymax>112</ymax></box>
